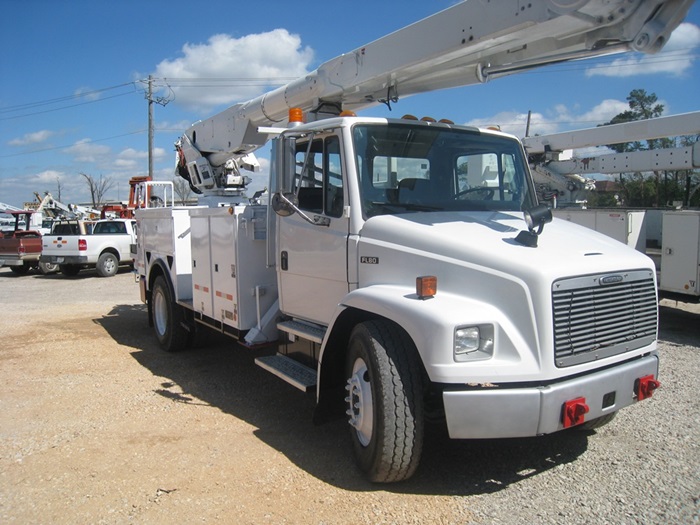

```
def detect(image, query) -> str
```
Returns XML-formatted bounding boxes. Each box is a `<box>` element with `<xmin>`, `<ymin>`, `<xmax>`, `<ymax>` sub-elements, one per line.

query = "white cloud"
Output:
<box><xmin>34</xmin><ymin>169</ymin><xmax>64</xmax><ymax>184</ymax></box>
<box><xmin>64</xmin><ymin>139</ymin><xmax>111</xmax><ymax>163</ymax></box>
<box><xmin>586</xmin><ymin>22</ymin><xmax>700</xmax><ymax>78</ymax></box>
<box><xmin>114</xmin><ymin>147</ymin><xmax>168</xmax><ymax>170</ymax></box>
<box><xmin>153</xmin><ymin>29</ymin><xmax>314</xmax><ymax>112</ymax></box>
<box><xmin>549</xmin><ymin>99</ymin><xmax>630</xmax><ymax>130</ymax></box>
<box><xmin>8</xmin><ymin>130</ymin><xmax>55</xmax><ymax>147</ymax></box>
<box><xmin>465</xmin><ymin>111</ymin><xmax>552</xmax><ymax>137</ymax></box>
<box><xmin>465</xmin><ymin>99</ymin><xmax>630</xmax><ymax>138</ymax></box>
<box><xmin>74</xmin><ymin>86</ymin><xmax>101</xmax><ymax>101</ymax></box>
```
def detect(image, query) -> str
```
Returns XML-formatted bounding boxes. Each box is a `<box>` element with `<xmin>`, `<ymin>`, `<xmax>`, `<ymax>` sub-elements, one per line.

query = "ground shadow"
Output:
<box><xmin>95</xmin><ymin>303</ymin><xmax>590</xmax><ymax>495</ymax></box>
<box><xmin>658</xmin><ymin>302</ymin><xmax>700</xmax><ymax>346</ymax></box>
<box><xmin>0</xmin><ymin>266</ymin><xmax>134</xmax><ymax>280</ymax></box>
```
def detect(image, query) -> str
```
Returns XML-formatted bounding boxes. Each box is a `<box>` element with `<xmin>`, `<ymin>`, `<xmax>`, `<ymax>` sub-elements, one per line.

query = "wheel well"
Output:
<box><xmin>147</xmin><ymin>260</ymin><xmax>167</xmax><ymax>292</ymax></box>
<box><xmin>314</xmin><ymin>308</ymin><xmax>429</xmax><ymax>424</ymax></box>
<box><xmin>145</xmin><ymin>261</ymin><xmax>169</xmax><ymax>327</ymax></box>
<box><xmin>99</xmin><ymin>247</ymin><xmax>120</xmax><ymax>260</ymax></box>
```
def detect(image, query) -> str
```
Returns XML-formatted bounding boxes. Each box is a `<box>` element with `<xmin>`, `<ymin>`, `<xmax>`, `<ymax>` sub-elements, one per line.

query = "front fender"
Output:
<box><xmin>321</xmin><ymin>284</ymin><xmax>541</xmax><ymax>385</ymax></box>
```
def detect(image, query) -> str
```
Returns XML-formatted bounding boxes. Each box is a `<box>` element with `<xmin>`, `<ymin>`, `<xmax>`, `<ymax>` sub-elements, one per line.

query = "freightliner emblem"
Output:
<box><xmin>600</xmin><ymin>274</ymin><xmax>624</xmax><ymax>285</ymax></box>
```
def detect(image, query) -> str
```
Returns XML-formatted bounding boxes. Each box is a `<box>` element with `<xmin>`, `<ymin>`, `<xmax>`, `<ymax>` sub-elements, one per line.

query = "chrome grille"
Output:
<box><xmin>552</xmin><ymin>270</ymin><xmax>657</xmax><ymax>367</ymax></box>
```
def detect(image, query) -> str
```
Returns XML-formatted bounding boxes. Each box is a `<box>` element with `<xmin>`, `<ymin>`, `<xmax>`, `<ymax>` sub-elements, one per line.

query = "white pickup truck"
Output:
<box><xmin>41</xmin><ymin>218</ymin><xmax>137</xmax><ymax>277</ymax></box>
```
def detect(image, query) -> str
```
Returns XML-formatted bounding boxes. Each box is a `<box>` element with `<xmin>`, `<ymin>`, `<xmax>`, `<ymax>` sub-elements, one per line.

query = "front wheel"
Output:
<box><xmin>151</xmin><ymin>275</ymin><xmax>188</xmax><ymax>352</ymax></box>
<box><xmin>345</xmin><ymin>320</ymin><xmax>424</xmax><ymax>483</ymax></box>
<box><xmin>96</xmin><ymin>252</ymin><xmax>119</xmax><ymax>277</ymax></box>
<box><xmin>38</xmin><ymin>261</ymin><xmax>59</xmax><ymax>275</ymax></box>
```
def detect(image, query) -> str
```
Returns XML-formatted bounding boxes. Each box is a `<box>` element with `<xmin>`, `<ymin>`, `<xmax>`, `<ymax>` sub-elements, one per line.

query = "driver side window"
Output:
<box><xmin>295</xmin><ymin>135</ymin><xmax>344</xmax><ymax>218</ymax></box>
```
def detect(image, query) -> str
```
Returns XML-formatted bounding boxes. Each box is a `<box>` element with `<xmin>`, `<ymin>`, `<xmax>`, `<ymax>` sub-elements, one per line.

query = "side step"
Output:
<box><xmin>277</xmin><ymin>319</ymin><xmax>326</xmax><ymax>344</ymax></box>
<box><xmin>255</xmin><ymin>354</ymin><xmax>317</xmax><ymax>392</ymax></box>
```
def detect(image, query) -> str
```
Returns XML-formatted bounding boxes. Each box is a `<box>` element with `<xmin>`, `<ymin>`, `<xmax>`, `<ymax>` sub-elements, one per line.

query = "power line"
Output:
<box><xmin>0</xmin><ymin>90</ymin><xmax>138</xmax><ymax>121</ymax></box>
<box><xmin>0</xmin><ymin>130</ymin><xmax>147</xmax><ymax>159</ymax></box>
<box><xmin>0</xmin><ymin>82</ymin><xmax>137</xmax><ymax>113</ymax></box>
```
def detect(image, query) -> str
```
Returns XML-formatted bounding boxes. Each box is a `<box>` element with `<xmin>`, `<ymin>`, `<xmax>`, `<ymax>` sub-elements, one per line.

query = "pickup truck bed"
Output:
<box><xmin>0</xmin><ymin>210</ymin><xmax>58</xmax><ymax>275</ymax></box>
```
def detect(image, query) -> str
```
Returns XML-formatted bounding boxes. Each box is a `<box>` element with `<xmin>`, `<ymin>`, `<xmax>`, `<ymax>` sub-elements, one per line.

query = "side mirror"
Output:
<box><xmin>270</xmin><ymin>135</ymin><xmax>298</xmax><ymax>217</ymax></box>
<box><xmin>271</xmin><ymin>136</ymin><xmax>296</xmax><ymax>195</ymax></box>
<box><xmin>515</xmin><ymin>204</ymin><xmax>552</xmax><ymax>247</ymax></box>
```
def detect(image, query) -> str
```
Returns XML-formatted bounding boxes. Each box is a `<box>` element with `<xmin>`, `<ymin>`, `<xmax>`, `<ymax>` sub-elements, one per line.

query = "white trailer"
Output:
<box><xmin>135</xmin><ymin>0</ymin><xmax>692</xmax><ymax>482</ymax></box>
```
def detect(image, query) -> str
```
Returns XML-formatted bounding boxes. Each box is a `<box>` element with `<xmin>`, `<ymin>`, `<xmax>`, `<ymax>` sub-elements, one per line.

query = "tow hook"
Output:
<box><xmin>562</xmin><ymin>397</ymin><xmax>590</xmax><ymax>428</ymax></box>
<box><xmin>636</xmin><ymin>375</ymin><xmax>661</xmax><ymax>401</ymax></box>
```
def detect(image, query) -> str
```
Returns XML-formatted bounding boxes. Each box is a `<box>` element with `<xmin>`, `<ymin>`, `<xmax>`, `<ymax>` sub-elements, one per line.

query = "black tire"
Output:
<box><xmin>60</xmin><ymin>264</ymin><xmax>81</xmax><ymax>276</ymax></box>
<box><xmin>38</xmin><ymin>261</ymin><xmax>59</xmax><ymax>275</ymax></box>
<box><xmin>580</xmin><ymin>411</ymin><xmax>617</xmax><ymax>431</ymax></box>
<box><xmin>151</xmin><ymin>275</ymin><xmax>188</xmax><ymax>352</ymax></box>
<box><xmin>96</xmin><ymin>252</ymin><xmax>119</xmax><ymax>277</ymax></box>
<box><xmin>345</xmin><ymin>320</ymin><xmax>424</xmax><ymax>483</ymax></box>
<box><xmin>9</xmin><ymin>264</ymin><xmax>30</xmax><ymax>275</ymax></box>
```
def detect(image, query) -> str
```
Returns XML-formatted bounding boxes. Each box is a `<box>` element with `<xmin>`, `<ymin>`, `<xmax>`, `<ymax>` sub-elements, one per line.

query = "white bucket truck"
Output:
<box><xmin>135</xmin><ymin>0</ymin><xmax>692</xmax><ymax>482</ymax></box>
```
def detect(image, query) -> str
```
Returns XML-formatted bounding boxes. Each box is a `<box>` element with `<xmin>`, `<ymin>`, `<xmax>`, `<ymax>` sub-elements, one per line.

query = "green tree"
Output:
<box><xmin>599</xmin><ymin>90</ymin><xmax>698</xmax><ymax>207</ymax></box>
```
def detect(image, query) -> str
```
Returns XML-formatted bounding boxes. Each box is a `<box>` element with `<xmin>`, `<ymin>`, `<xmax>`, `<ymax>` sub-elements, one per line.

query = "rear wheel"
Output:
<box><xmin>96</xmin><ymin>252</ymin><xmax>118</xmax><ymax>277</ymax></box>
<box><xmin>345</xmin><ymin>320</ymin><xmax>424</xmax><ymax>483</ymax></box>
<box><xmin>151</xmin><ymin>275</ymin><xmax>188</xmax><ymax>352</ymax></box>
<box><xmin>9</xmin><ymin>264</ymin><xmax>30</xmax><ymax>275</ymax></box>
<box><xmin>60</xmin><ymin>264</ymin><xmax>81</xmax><ymax>276</ymax></box>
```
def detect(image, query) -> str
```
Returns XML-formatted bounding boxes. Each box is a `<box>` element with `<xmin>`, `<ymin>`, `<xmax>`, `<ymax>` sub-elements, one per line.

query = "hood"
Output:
<box><xmin>359</xmin><ymin>211</ymin><xmax>653</xmax><ymax>283</ymax></box>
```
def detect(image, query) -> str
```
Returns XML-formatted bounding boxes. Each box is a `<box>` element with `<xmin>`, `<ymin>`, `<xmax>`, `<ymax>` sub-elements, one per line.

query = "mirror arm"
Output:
<box><xmin>277</xmin><ymin>192</ymin><xmax>331</xmax><ymax>227</ymax></box>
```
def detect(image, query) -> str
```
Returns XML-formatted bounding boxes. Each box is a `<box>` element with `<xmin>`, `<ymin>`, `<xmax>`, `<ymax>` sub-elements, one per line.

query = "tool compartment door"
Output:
<box><xmin>210</xmin><ymin>213</ymin><xmax>240</xmax><ymax>328</ymax></box>
<box><xmin>190</xmin><ymin>212</ymin><xmax>214</xmax><ymax>318</ymax></box>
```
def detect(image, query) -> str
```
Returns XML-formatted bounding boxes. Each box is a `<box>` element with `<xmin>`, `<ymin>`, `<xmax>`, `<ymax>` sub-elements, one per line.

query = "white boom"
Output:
<box><xmin>0</xmin><ymin>202</ymin><xmax>22</xmax><ymax>213</ymax></box>
<box><xmin>176</xmin><ymin>0</ymin><xmax>694</xmax><ymax>195</ymax></box>
<box><xmin>524</xmin><ymin>111</ymin><xmax>700</xmax><ymax>205</ymax></box>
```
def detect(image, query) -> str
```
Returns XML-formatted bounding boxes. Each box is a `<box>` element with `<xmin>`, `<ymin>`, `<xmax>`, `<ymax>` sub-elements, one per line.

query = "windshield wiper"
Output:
<box><xmin>370</xmin><ymin>202</ymin><xmax>444</xmax><ymax>213</ymax></box>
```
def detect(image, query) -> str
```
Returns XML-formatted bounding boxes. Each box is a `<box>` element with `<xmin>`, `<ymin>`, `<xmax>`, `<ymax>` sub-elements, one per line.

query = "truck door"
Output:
<box><xmin>277</xmin><ymin>134</ymin><xmax>349</xmax><ymax>325</ymax></box>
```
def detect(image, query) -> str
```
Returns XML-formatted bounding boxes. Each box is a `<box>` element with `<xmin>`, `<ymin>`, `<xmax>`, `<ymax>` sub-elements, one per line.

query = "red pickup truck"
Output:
<box><xmin>0</xmin><ymin>211</ymin><xmax>57</xmax><ymax>275</ymax></box>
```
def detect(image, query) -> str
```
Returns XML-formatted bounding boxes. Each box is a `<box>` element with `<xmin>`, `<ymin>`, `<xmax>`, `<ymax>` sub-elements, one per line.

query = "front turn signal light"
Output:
<box><xmin>416</xmin><ymin>275</ymin><xmax>437</xmax><ymax>299</ymax></box>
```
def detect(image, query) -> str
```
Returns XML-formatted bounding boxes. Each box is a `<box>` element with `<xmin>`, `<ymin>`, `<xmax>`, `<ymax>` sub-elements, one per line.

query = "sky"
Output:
<box><xmin>1</xmin><ymin>0</ymin><xmax>699</xmax><ymax>209</ymax></box>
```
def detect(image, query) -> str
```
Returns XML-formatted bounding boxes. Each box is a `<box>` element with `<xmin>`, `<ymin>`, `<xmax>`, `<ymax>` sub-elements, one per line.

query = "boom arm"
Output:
<box><xmin>176</xmin><ymin>0</ymin><xmax>693</xmax><ymax>195</ymax></box>
<box><xmin>524</xmin><ymin>111</ymin><xmax>700</xmax><ymax>205</ymax></box>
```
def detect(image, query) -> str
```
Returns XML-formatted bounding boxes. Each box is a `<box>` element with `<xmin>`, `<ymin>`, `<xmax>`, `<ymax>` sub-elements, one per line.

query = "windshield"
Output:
<box><xmin>352</xmin><ymin>124</ymin><xmax>536</xmax><ymax>218</ymax></box>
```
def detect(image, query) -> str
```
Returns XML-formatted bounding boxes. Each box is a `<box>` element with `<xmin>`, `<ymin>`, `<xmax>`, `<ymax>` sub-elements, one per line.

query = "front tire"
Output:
<box><xmin>345</xmin><ymin>320</ymin><xmax>424</xmax><ymax>483</ymax></box>
<box><xmin>38</xmin><ymin>261</ymin><xmax>59</xmax><ymax>275</ymax></box>
<box><xmin>151</xmin><ymin>275</ymin><xmax>188</xmax><ymax>352</ymax></box>
<box><xmin>96</xmin><ymin>252</ymin><xmax>118</xmax><ymax>277</ymax></box>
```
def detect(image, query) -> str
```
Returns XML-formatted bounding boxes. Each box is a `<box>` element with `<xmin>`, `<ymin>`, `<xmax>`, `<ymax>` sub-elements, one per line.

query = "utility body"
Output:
<box><xmin>135</xmin><ymin>0</ymin><xmax>691</xmax><ymax>482</ymax></box>
<box><xmin>41</xmin><ymin>218</ymin><xmax>137</xmax><ymax>277</ymax></box>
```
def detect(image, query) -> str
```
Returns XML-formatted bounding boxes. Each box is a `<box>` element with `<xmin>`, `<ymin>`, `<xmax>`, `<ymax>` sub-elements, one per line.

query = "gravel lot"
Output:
<box><xmin>1</xmin><ymin>266</ymin><xmax>698</xmax><ymax>524</ymax></box>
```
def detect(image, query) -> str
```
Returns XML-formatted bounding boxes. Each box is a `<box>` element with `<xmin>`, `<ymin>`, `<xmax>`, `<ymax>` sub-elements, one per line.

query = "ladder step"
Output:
<box><xmin>255</xmin><ymin>354</ymin><xmax>317</xmax><ymax>392</ymax></box>
<box><xmin>277</xmin><ymin>319</ymin><xmax>326</xmax><ymax>344</ymax></box>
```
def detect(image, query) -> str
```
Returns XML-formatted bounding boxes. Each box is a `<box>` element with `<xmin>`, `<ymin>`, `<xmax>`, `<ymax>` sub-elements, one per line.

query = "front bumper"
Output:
<box><xmin>443</xmin><ymin>354</ymin><xmax>658</xmax><ymax>439</ymax></box>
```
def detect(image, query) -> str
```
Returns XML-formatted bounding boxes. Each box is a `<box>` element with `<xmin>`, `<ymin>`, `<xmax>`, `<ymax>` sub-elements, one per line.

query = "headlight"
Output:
<box><xmin>454</xmin><ymin>325</ymin><xmax>494</xmax><ymax>362</ymax></box>
<box><xmin>455</xmin><ymin>327</ymin><xmax>480</xmax><ymax>354</ymax></box>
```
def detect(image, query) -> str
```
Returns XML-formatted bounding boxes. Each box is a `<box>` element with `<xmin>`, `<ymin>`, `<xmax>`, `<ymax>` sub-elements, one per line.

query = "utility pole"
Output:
<box><xmin>144</xmin><ymin>76</ymin><xmax>171</xmax><ymax>179</ymax></box>
<box><xmin>148</xmin><ymin>75</ymin><xmax>154</xmax><ymax>179</ymax></box>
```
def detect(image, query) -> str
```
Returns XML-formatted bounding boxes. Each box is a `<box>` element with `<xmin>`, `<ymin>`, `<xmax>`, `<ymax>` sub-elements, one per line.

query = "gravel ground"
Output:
<box><xmin>0</xmin><ymin>267</ymin><xmax>698</xmax><ymax>524</ymax></box>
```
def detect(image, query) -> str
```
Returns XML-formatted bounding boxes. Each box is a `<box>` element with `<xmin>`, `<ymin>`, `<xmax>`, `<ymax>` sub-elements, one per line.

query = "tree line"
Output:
<box><xmin>587</xmin><ymin>89</ymin><xmax>699</xmax><ymax>208</ymax></box>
